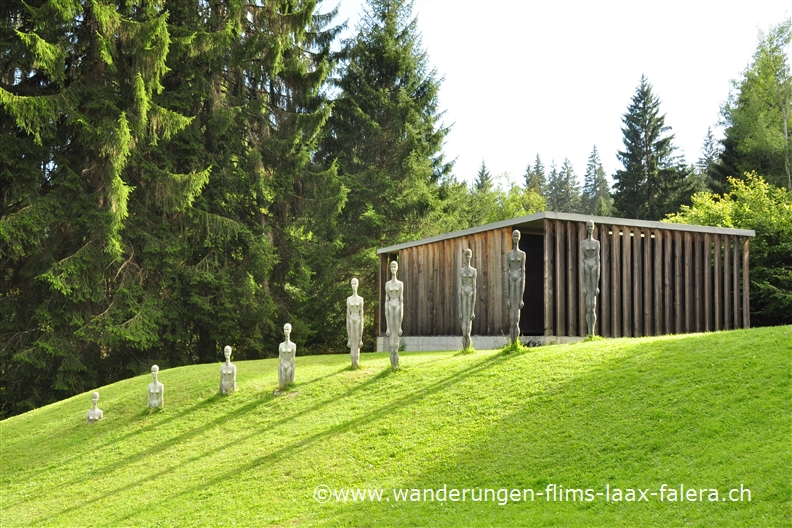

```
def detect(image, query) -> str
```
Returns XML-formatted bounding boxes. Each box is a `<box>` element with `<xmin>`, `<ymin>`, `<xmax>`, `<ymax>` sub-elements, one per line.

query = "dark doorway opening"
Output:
<box><xmin>520</xmin><ymin>234</ymin><xmax>544</xmax><ymax>335</ymax></box>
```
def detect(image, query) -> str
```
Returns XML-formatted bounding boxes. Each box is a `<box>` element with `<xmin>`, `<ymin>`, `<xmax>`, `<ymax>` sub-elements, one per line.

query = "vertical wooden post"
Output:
<box><xmin>684</xmin><ymin>231</ymin><xmax>693</xmax><ymax>333</ymax></box>
<box><xmin>703</xmin><ymin>233</ymin><xmax>712</xmax><ymax>332</ymax></box>
<box><xmin>674</xmin><ymin>231</ymin><xmax>683</xmax><ymax>334</ymax></box>
<box><xmin>653</xmin><ymin>229</ymin><xmax>663</xmax><ymax>336</ymax></box>
<box><xmin>578</xmin><ymin>223</ymin><xmax>587</xmax><ymax>337</ymax></box>
<box><xmin>379</xmin><ymin>254</ymin><xmax>388</xmax><ymax>336</ymax></box>
<box><xmin>733</xmin><ymin>235</ymin><xmax>740</xmax><ymax>329</ymax></box>
<box><xmin>622</xmin><ymin>226</ymin><xmax>632</xmax><ymax>337</ymax></box>
<box><xmin>664</xmin><ymin>230</ymin><xmax>672</xmax><ymax>335</ymax></box>
<box><xmin>566</xmin><ymin>221</ymin><xmax>576</xmax><ymax>337</ymax></box>
<box><xmin>714</xmin><ymin>234</ymin><xmax>721</xmax><ymax>331</ymax></box>
<box><xmin>633</xmin><ymin>228</ymin><xmax>642</xmax><ymax>337</ymax></box>
<box><xmin>600</xmin><ymin>224</ymin><xmax>611</xmax><ymax>337</ymax></box>
<box><xmin>643</xmin><ymin>229</ymin><xmax>652</xmax><ymax>335</ymax></box>
<box><xmin>742</xmin><ymin>237</ymin><xmax>750</xmax><ymax>329</ymax></box>
<box><xmin>723</xmin><ymin>235</ymin><xmax>732</xmax><ymax>330</ymax></box>
<box><xmin>693</xmin><ymin>233</ymin><xmax>702</xmax><ymax>333</ymax></box>
<box><xmin>544</xmin><ymin>220</ymin><xmax>554</xmax><ymax>337</ymax></box>
<box><xmin>611</xmin><ymin>225</ymin><xmax>621</xmax><ymax>338</ymax></box>
<box><xmin>555</xmin><ymin>220</ymin><xmax>565</xmax><ymax>336</ymax></box>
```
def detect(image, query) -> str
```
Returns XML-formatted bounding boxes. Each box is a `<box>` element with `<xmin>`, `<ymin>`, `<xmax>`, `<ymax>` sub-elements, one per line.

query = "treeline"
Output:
<box><xmin>1</xmin><ymin>0</ymin><xmax>789</xmax><ymax>417</ymax></box>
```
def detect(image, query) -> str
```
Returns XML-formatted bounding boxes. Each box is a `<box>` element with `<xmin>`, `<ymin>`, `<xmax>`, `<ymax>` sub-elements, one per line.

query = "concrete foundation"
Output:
<box><xmin>376</xmin><ymin>335</ymin><xmax>585</xmax><ymax>352</ymax></box>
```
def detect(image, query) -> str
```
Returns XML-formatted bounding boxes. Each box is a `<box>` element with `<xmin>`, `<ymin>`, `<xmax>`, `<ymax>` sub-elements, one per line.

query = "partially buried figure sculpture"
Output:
<box><xmin>148</xmin><ymin>365</ymin><xmax>164</xmax><ymax>409</ymax></box>
<box><xmin>581</xmin><ymin>220</ymin><xmax>601</xmax><ymax>336</ymax></box>
<box><xmin>459</xmin><ymin>248</ymin><xmax>477</xmax><ymax>350</ymax></box>
<box><xmin>278</xmin><ymin>323</ymin><xmax>296</xmax><ymax>389</ymax></box>
<box><xmin>506</xmin><ymin>229</ymin><xmax>526</xmax><ymax>345</ymax></box>
<box><xmin>86</xmin><ymin>391</ymin><xmax>103</xmax><ymax>424</ymax></box>
<box><xmin>384</xmin><ymin>260</ymin><xmax>403</xmax><ymax>368</ymax></box>
<box><xmin>219</xmin><ymin>345</ymin><xmax>237</xmax><ymax>395</ymax></box>
<box><xmin>346</xmin><ymin>278</ymin><xmax>364</xmax><ymax>368</ymax></box>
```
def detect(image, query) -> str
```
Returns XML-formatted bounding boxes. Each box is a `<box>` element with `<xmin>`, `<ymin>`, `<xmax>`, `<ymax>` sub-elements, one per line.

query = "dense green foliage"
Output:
<box><xmin>665</xmin><ymin>173</ymin><xmax>792</xmax><ymax>327</ymax></box>
<box><xmin>0</xmin><ymin>0</ymin><xmax>341</xmax><ymax>417</ymax></box>
<box><xmin>2</xmin><ymin>327</ymin><xmax>789</xmax><ymax>526</ymax></box>
<box><xmin>719</xmin><ymin>18</ymin><xmax>791</xmax><ymax>191</ymax></box>
<box><xmin>613</xmin><ymin>76</ymin><xmax>694</xmax><ymax>220</ymax></box>
<box><xmin>314</xmin><ymin>0</ymin><xmax>451</xmax><ymax>354</ymax></box>
<box><xmin>581</xmin><ymin>145</ymin><xmax>613</xmax><ymax>215</ymax></box>
<box><xmin>1</xmin><ymin>0</ymin><xmax>789</xmax><ymax>420</ymax></box>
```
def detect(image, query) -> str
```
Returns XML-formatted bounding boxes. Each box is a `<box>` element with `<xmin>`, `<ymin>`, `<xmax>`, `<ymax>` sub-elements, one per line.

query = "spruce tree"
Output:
<box><xmin>557</xmin><ymin>158</ymin><xmax>582</xmax><ymax>213</ymax></box>
<box><xmin>475</xmin><ymin>160</ymin><xmax>493</xmax><ymax>192</ymax></box>
<box><xmin>613</xmin><ymin>75</ymin><xmax>692</xmax><ymax>220</ymax></box>
<box><xmin>524</xmin><ymin>154</ymin><xmax>546</xmax><ymax>196</ymax></box>
<box><xmin>545</xmin><ymin>160</ymin><xmax>561</xmax><ymax>211</ymax></box>
<box><xmin>697</xmin><ymin>127</ymin><xmax>726</xmax><ymax>193</ymax></box>
<box><xmin>316</xmin><ymin>0</ymin><xmax>451</xmax><ymax>349</ymax></box>
<box><xmin>719</xmin><ymin>18</ymin><xmax>791</xmax><ymax>190</ymax></box>
<box><xmin>581</xmin><ymin>146</ymin><xmax>613</xmax><ymax>215</ymax></box>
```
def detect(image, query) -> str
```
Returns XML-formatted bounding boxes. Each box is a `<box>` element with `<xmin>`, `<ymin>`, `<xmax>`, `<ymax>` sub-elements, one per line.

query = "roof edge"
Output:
<box><xmin>377</xmin><ymin>211</ymin><xmax>756</xmax><ymax>254</ymax></box>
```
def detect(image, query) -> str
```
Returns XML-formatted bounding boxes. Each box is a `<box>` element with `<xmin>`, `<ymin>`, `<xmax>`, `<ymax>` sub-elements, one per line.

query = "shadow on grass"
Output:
<box><xmin>324</xmin><ymin>330</ymin><xmax>792</xmax><ymax>527</ymax></box>
<box><xmin>41</xmin><ymin>351</ymin><xmax>517</xmax><ymax>524</ymax></box>
<box><xmin>16</xmin><ymin>364</ymin><xmax>351</xmax><ymax>497</ymax></box>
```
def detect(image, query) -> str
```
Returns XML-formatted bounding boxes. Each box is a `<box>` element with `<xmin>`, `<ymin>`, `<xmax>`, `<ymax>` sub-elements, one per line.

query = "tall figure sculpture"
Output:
<box><xmin>581</xmin><ymin>220</ymin><xmax>601</xmax><ymax>336</ymax></box>
<box><xmin>384</xmin><ymin>260</ymin><xmax>404</xmax><ymax>368</ymax></box>
<box><xmin>219</xmin><ymin>345</ymin><xmax>237</xmax><ymax>395</ymax></box>
<box><xmin>506</xmin><ymin>229</ymin><xmax>526</xmax><ymax>345</ymax></box>
<box><xmin>278</xmin><ymin>323</ymin><xmax>296</xmax><ymax>389</ymax></box>
<box><xmin>147</xmin><ymin>365</ymin><xmax>164</xmax><ymax>409</ymax></box>
<box><xmin>346</xmin><ymin>278</ymin><xmax>364</xmax><ymax>368</ymax></box>
<box><xmin>86</xmin><ymin>391</ymin><xmax>103</xmax><ymax>424</ymax></box>
<box><xmin>458</xmin><ymin>248</ymin><xmax>477</xmax><ymax>350</ymax></box>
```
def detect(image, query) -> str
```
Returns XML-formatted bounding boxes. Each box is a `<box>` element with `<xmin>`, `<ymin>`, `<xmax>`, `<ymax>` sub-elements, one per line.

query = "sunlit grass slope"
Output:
<box><xmin>1</xmin><ymin>326</ymin><xmax>790</xmax><ymax>527</ymax></box>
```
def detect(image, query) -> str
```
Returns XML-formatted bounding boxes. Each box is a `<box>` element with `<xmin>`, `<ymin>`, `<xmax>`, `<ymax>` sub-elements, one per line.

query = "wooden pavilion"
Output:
<box><xmin>376</xmin><ymin>211</ymin><xmax>755</xmax><ymax>351</ymax></box>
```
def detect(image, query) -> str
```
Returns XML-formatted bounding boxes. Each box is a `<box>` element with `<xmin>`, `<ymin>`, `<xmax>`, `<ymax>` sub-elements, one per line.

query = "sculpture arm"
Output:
<box><xmin>458</xmin><ymin>269</ymin><xmax>462</xmax><ymax>320</ymax></box>
<box><xmin>471</xmin><ymin>269</ymin><xmax>477</xmax><ymax>319</ymax></box>
<box><xmin>398</xmin><ymin>283</ymin><xmax>404</xmax><ymax>335</ymax></box>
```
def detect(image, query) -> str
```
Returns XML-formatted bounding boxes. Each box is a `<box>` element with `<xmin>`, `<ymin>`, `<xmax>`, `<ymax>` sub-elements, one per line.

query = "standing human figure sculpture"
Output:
<box><xmin>459</xmin><ymin>248</ymin><xmax>477</xmax><ymax>350</ymax></box>
<box><xmin>581</xmin><ymin>220</ymin><xmax>601</xmax><ymax>336</ymax></box>
<box><xmin>219</xmin><ymin>345</ymin><xmax>237</xmax><ymax>395</ymax></box>
<box><xmin>506</xmin><ymin>229</ymin><xmax>526</xmax><ymax>345</ymax></box>
<box><xmin>384</xmin><ymin>260</ymin><xmax>404</xmax><ymax>368</ymax></box>
<box><xmin>86</xmin><ymin>391</ymin><xmax>103</xmax><ymax>424</ymax></box>
<box><xmin>147</xmin><ymin>365</ymin><xmax>164</xmax><ymax>409</ymax></box>
<box><xmin>278</xmin><ymin>323</ymin><xmax>296</xmax><ymax>390</ymax></box>
<box><xmin>346</xmin><ymin>278</ymin><xmax>364</xmax><ymax>368</ymax></box>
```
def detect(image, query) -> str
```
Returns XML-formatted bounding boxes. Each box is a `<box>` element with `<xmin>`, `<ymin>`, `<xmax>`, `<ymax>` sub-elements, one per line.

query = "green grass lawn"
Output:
<box><xmin>1</xmin><ymin>327</ymin><xmax>790</xmax><ymax>527</ymax></box>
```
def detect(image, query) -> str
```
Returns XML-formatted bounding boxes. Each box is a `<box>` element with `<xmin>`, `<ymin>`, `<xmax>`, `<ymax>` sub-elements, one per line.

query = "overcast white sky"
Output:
<box><xmin>331</xmin><ymin>0</ymin><xmax>790</xmax><ymax>188</ymax></box>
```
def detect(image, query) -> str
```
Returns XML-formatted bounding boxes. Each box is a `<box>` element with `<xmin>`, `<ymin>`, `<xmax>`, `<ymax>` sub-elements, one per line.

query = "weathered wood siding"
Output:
<box><xmin>380</xmin><ymin>219</ymin><xmax>751</xmax><ymax>337</ymax></box>
<box><xmin>541</xmin><ymin>221</ymin><xmax>751</xmax><ymax>338</ymax></box>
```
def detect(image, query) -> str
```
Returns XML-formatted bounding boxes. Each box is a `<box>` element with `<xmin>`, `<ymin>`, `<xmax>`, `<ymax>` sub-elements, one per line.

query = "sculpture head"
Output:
<box><xmin>91</xmin><ymin>391</ymin><xmax>100</xmax><ymax>406</ymax></box>
<box><xmin>463</xmin><ymin>248</ymin><xmax>472</xmax><ymax>264</ymax></box>
<box><xmin>351</xmin><ymin>277</ymin><xmax>359</xmax><ymax>292</ymax></box>
<box><xmin>284</xmin><ymin>323</ymin><xmax>292</xmax><ymax>339</ymax></box>
<box><xmin>224</xmin><ymin>345</ymin><xmax>232</xmax><ymax>361</ymax></box>
<box><xmin>151</xmin><ymin>364</ymin><xmax>159</xmax><ymax>380</ymax></box>
<box><xmin>586</xmin><ymin>220</ymin><xmax>595</xmax><ymax>236</ymax></box>
<box><xmin>389</xmin><ymin>260</ymin><xmax>398</xmax><ymax>278</ymax></box>
<box><xmin>512</xmin><ymin>229</ymin><xmax>521</xmax><ymax>244</ymax></box>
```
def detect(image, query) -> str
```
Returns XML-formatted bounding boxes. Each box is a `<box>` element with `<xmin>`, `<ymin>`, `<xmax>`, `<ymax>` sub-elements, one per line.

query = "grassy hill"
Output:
<box><xmin>1</xmin><ymin>327</ymin><xmax>790</xmax><ymax>527</ymax></box>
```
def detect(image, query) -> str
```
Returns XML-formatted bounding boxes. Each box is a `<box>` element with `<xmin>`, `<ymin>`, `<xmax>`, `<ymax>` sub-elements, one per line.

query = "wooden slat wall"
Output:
<box><xmin>544</xmin><ymin>220</ymin><xmax>554</xmax><ymax>337</ymax></box>
<box><xmin>599</xmin><ymin>223</ymin><xmax>611</xmax><ymax>337</ymax></box>
<box><xmin>383</xmin><ymin>220</ymin><xmax>750</xmax><ymax>338</ymax></box>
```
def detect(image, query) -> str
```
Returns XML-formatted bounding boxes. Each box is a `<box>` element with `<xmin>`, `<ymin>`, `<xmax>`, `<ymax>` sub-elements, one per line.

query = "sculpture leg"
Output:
<box><xmin>390</xmin><ymin>349</ymin><xmax>399</xmax><ymax>368</ymax></box>
<box><xmin>351</xmin><ymin>345</ymin><xmax>359</xmax><ymax>368</ymax></box>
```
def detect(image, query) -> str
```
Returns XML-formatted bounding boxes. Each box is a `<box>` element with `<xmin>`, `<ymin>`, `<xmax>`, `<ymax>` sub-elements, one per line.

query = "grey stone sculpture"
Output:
<box><xmin>506</xmin><ymin>229</ymin><xmax>526</xmax><ymax>345</ymax></box>
<box><xmin>219</xmin><ymin>345</ymin><xmax>237</xmax><ymax>395</ymax></box>
<box><xmin>147</xmin><ymin>365</ymin><xmax>164</xmax><ymax>409</ymax></box>
<box><xmin>278</xmin><ymin>323</ymin><xmax>296</xmax><ymax>389</ymax></box>
<box><xmin>459</xmin><ymin>248</ymin><xmax>477</xmax><ymax>350</ymax></box>
<box><xmin>86</xmin><ymin>391</ymin><xmax>103</xmax><ymax>424</ymax></box>
<box><xmin>384</xmin><ymin>260</ymin><xmax>404</xmax><ymax>368</ymax></box>
<box><xmin>581</xmin><ymin>220</ymin><xmax>601</xmax><ymax>336</ymax></box>
<box><xmin>346</xmin><ymin>278</ymin><xmax>364</xmax><ymax>368</ymax></box>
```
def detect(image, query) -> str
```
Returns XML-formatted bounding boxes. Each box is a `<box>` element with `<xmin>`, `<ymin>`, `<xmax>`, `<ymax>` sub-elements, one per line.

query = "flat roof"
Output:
<box><xmin>377</xmin><ymin>211</ymin><xmax>756</xmax><ymax>254</ymax></box>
